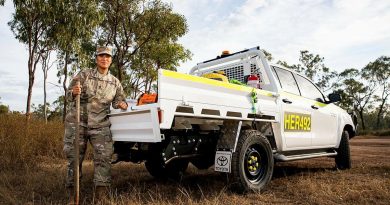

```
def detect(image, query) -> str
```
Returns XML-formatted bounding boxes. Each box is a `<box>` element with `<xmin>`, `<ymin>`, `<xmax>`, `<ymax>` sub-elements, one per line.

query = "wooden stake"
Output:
<box><xmin>74</xmin><ymin>81</ymin><xmax>80</xmax><ymax>205</ymax></box>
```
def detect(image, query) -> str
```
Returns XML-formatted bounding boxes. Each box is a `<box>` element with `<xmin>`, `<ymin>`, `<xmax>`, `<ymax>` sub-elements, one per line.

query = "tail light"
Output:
<box><xmin>158</xmin><ymin>110</ymin><xmax>163</xmax><ymax>124</ymax></box>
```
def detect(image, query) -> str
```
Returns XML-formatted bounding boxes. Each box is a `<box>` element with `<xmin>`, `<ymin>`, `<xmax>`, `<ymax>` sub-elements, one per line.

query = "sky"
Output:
<box><xmin>0</xmin><ymin>0</ymin><xmax>389</xmax><ymax>112</ymax></box>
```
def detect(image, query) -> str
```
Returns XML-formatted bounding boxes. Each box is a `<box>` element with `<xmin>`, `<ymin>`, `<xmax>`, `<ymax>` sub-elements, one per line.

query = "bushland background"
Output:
<box><xmin>0</xmin><ymin>0</ymin><xmax>388</xmax><ymax>131</ymax></box>
<box><xmin>0</xmin><ymin>0</ymin><xmax>389</xmax><ymax>204</ymax></box>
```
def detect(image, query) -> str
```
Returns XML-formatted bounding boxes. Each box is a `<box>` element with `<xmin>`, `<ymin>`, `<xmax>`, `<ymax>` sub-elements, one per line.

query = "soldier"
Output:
<box><xmin>63</xmin><ymin>46</ymin><xmax>128</xmax><ymax>203</ymax></box>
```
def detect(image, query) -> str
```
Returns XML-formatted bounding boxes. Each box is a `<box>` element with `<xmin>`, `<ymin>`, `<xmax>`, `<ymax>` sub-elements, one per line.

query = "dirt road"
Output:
<box><xmin>108</xmin><ymin>136</ymin><xmax>390</xmax><ymax>205</ymax></box>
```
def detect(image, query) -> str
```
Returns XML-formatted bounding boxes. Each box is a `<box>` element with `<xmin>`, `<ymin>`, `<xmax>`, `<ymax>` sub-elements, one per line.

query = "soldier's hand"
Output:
<box><xmin>118</xmin><ymin>101</ymin><xmax>128</xmax><ymax>110</ymax></box>
<box><xmin>72</xmin><ymin>84</ymin><xmax>81</xmax><ymax>96</ymax></box>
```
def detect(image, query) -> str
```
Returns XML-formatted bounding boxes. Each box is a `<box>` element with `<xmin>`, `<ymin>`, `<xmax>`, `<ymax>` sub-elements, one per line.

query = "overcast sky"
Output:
<box><xmin>0</xmin><ymin>0</ymin><xmax>389</xmax><ymax>112</ymax></box>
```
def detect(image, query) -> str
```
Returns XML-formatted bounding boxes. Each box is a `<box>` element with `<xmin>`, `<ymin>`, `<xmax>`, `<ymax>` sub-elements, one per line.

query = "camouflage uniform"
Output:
<box><xmin>63</xmin><ymin>68</ymin><xmax>126</xmax><ymax>187</ymax></box>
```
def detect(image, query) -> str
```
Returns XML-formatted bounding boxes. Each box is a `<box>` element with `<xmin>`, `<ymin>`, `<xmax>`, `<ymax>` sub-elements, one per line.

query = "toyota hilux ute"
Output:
<box><xmin>109</xmin><ymin>46</ymin><xmax>356</xmax><ymax>192</ymax></box>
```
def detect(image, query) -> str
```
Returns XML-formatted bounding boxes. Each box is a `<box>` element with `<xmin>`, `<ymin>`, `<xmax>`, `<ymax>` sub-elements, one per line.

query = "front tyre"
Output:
<box><xmin>230</xmin><ymin>130</ymin><xmax>274</xmax><ymax>193</ymax></box>
<box><xmin>335</xmin><ymin>130</ymin><xmax>351</xmax><ymax>170</ymax></box>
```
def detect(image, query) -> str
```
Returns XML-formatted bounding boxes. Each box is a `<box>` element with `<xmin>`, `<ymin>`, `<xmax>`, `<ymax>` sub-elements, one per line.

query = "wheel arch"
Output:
<box><xmin>344</xmin><ymin>124</ymin><xmax>356</xmax><ymax>139</ymax></box>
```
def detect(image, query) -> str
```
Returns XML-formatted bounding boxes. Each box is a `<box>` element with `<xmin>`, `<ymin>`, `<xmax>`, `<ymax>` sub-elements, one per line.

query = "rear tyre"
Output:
<box><xmin>230</xmin><ymin>130</ymin><xmax>274</xmax><ymax>193</ymax></box>
<box><xmin>335</xmin><ymin>130</ymin><xmax>351</xmax><ymax>170</ymax></box>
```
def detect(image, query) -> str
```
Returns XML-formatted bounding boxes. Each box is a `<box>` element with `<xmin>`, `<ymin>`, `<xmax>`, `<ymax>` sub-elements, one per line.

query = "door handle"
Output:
<box><xmin>282</xmin><ymin>98</ymin><xmax>292</xmax><ymax>104</ymax></box>
<box><xmin>311</xmin><ymin>105</ymin><xmax>319</xmax><ymax>110</ymax></box>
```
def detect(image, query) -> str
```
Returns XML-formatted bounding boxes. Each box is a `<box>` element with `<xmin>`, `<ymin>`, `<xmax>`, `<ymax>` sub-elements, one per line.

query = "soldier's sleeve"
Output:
<box><xmin>66</xmin><ymin>71</ymin><xmax>83</xmax><ymax>102</ymax></box>
<box><xmin>112</xmin><ymin>80</ymin><xmax>127</xmax><ymax>109</ymax></box>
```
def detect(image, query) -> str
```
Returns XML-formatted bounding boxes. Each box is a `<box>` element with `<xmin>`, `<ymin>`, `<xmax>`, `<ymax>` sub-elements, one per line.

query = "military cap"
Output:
<box><xmin>96</xmin><ymin>46</ymin><xmax>113</xmax><ymax>56</ymax></box>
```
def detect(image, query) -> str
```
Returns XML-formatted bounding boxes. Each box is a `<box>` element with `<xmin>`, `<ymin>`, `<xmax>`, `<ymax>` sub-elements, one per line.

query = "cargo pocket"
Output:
<box><xmin>102</xmin><ymin>127</ymin><xmax>113</xmax><ymax>143</ymax></box>
<box><xmin>102</xmin><ymin>127</ymin><xmax>113</xmax><ymax>157</ymax></box>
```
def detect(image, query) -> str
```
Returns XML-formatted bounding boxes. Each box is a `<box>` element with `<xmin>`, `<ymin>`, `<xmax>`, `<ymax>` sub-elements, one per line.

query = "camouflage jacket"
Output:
<box><xmin>65</xmin><ymin>69</ymin><xmax>126</xmax><ymax>128</ymax></box>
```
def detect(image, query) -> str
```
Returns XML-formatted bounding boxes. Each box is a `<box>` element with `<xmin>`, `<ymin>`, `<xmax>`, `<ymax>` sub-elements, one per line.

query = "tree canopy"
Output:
<box><xmin>6</xmin><ymin>1</ymin><xmax>389</xmax><ymax>131</ymax></box>
<box><xmin>277</xmin><ymin>50</ymin><xmax>338</xmax><ymax>92</ymax></box>
<box><xmin>99</xmin><ymin>0</ymin><xmax>191</xmax><ymax>97</ymax></box>
<box><xmin>362</xmin><ymin>56</ymin><xmax>390</xmax><ymax>129</ymax></box>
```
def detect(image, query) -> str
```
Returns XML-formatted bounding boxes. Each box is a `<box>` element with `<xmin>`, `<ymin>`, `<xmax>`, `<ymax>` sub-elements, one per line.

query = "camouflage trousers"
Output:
<box><xmin>63</xmin><ymin>123</ymin><xmax>113</xmax><ymax>187</ymax></box>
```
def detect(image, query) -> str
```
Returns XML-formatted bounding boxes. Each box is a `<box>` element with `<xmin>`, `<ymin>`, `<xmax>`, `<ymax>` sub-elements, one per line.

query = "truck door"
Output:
<box><xmin>273</xmin><ymin>67</ymin><xmax>312</xmax><ymax>149</ymax></box>
<box><xmin>293</xmin><ymin>74</ymin><xmax>338</xmax><ymax>147</ymax></box>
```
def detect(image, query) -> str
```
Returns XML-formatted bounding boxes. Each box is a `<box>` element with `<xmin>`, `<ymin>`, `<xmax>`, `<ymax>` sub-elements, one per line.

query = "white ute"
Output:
<box><xmin>109</xmin><ymin>46</ymin><xmax>356</xmax><ymax>192</ymax></box>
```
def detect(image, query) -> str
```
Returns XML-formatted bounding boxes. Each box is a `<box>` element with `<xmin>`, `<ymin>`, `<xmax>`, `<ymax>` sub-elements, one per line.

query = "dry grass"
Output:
<box><xmin>0</xmin><ymin>114</ymin><xmax>64</xmax><ymax>169</ymax></box>
<box><xmin>0</xmin><ymin>114</ymin><xmax>389</xmax><ymax>204</ymax></box>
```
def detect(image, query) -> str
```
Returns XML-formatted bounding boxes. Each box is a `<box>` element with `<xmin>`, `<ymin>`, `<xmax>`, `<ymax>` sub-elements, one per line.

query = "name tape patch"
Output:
<box><xmin>284</xmin><ymin>112</ymin><xmax>311</xmax><ymax>132</ymax></box>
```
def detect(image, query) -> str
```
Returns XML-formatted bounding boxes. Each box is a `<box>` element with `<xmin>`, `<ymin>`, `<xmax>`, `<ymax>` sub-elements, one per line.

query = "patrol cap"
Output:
<box><xmin>96</xmin><ymin>46</ymin><xmax>113</xmax><ymax>56</ymax></box>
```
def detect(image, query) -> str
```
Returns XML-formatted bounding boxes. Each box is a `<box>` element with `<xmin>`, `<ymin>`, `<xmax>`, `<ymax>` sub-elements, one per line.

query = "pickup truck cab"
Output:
<box><xmin>109</xmin><ymin>46</ymin><xmax>356</xmax><ymax>192</ymax></box>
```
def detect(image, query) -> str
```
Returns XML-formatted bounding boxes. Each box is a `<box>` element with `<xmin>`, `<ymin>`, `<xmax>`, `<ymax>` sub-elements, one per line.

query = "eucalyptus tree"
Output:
<box><xmin>337</xmin><ymin>68</ymin><xmax>376</xmax><ymax>130</ymax></box>
<box><xmin>362</xmin><ymin>56</ymin><xmax>390</xmax><ymax>129</ymax></box>
<box><xmin>278</xmin><ymin>51</ymin><xmax>338</xmax><ymax>93</ymax></box>
<box><xmin>125</xmin><ymin>1</ymin><xmax>191</xmax><ymax>97</ymax></box>
<box><xmin>130</xmin><ymin>40</ymin><xmax>191</xmax><ymax>97</ymax></box>
<box><xmin>262</xmin><ymin>49</ymin><xmax>273</xmax><ymax>62</ymax></box>
<box><xmin>8</xmin><ymin>0</ymin><xmax>53</xmax><ymax>119</ymax></box>
<box><xmin>99</xmin><ymin>0</ymin><xmax>191</xmax><ymax>97</ymax></box>
<box><xmin>40</xmin><ymin>49</ymin><xmax>55</xmax><ymax>123</ymax></box>
<box><xmin>48</xmin><ymin>0</ymin><xmax>102</xmax><ymax>121</ymax></box>
<box><xmin>99</xmin><ymin>0</ymin><xmax>143</xmax><ymax>83</ymax></box>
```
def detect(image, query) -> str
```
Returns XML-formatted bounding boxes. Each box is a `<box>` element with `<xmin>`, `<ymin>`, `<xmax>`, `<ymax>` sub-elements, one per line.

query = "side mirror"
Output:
<box><xmin>328</xmin><ymin>93</ymin><xmax>341</xmax><ymax>103</ymax></box>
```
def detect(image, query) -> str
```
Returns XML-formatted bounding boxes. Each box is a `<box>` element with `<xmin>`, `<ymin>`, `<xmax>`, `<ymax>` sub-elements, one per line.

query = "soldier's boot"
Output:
<box><xmin>95</xmin><ymin>186</ymin><xmax>109</xmax><ymax>204</ymax></box>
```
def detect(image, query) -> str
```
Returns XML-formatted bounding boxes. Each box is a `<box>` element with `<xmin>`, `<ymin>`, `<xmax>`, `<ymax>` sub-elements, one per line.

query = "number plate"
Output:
<box><xmin>214</xmin><ymin>151</ymin><xmax>232</xmax><ymax>173</ymax></box>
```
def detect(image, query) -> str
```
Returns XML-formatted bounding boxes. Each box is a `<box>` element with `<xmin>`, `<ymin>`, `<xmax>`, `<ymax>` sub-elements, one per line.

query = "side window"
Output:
<box><xmin>295</xmin><ymin>74</ymin><xmax>324</xmax><ymax>102</ymax></box>
<box><xmin>273</xmin><ymin>67</ymin><xmax>300</xmax><ymax>95</ymax></box>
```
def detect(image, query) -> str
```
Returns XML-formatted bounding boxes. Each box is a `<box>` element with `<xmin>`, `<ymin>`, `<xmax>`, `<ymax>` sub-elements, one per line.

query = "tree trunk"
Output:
<box><xmin>26</xmin><ymin>55</ymin><xmax>34</xmax><ymax>120</ymax></box>
<box><xmin>41</xmin><ymin>51</ymin><xmax>53</xmax><ymax>123</ymax></box>
<box><xmin>376</xmin><ymin>88</ymin><xmax>389</xmax><ymax>129</ymax></box>
<box><xmin>62</xmin><ymin>53</ymin><xmax>69</xmax><ymax>122</ymax></box>
<box><xmin>26</xmin><ymin>75</ymin><xmax>33</xmax><ymax>120</ymax></box>
<box><xmin>116</xmin><ymin>65</ymin><xmax>123</xmax><ymax>82</ymax></box>
<box><xmin>43</xmin><ymin>69</ymin><xmax>47</xmax><ymax>124</ymax></box>
<box><xmin>359</xmin><ymin>109</ymin><xmax>366</xmax><ymax>130</ymax></box>
<box><xmin>115</xmin><ymin>49</ymin><xmax>124</xmax><ymax>82</ymax></box>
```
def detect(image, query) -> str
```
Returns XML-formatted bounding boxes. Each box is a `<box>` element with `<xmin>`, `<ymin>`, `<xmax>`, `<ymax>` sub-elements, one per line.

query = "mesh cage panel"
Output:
<box><xmin>223</xmin><ymin>65</ymin><xmax>244</xmax><ymax>82</ymax></box>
